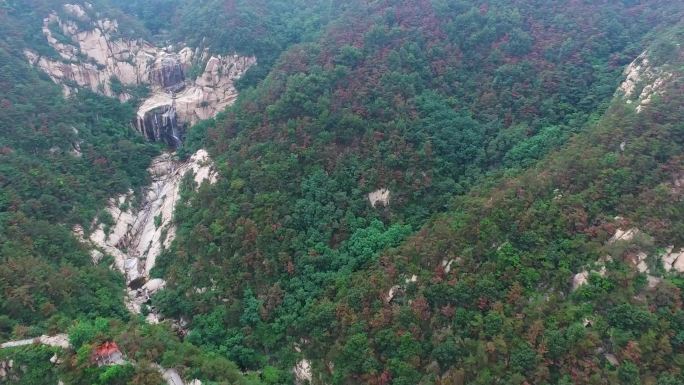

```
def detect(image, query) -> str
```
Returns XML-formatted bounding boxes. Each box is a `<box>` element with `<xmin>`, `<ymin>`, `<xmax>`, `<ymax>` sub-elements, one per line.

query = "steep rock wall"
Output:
<box><xmin>25</xmin><ymin>3</ymin><xmax>256</xmax><ymax>145</ymax></box>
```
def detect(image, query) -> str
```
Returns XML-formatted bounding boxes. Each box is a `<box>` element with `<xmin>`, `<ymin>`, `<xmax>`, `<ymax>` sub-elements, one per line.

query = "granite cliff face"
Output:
<box><xmin>24</xmin><ymin>3</ymin><xmax>256</xmax><ymax>146</ymax></box>
<box><xmin>134</xmin><ymin>53</ymin><xmax>255</xmax><ymax>145</ymax></box>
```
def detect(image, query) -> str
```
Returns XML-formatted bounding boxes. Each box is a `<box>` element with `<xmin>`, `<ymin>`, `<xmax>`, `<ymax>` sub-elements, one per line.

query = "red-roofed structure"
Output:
<box><xmin>92</xmin><ymin>341</ymin><xmax>124</xmax><ymax>366</ymax></box>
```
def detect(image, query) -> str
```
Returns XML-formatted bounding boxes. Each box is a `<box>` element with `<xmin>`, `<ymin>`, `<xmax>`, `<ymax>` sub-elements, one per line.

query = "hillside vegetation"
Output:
<box><xmin>154</xmin><ymin>1</ymin><xmax>684</xmax><ymax>384</ymax></box>
<box><xmin>1</xmin><ymin>1</ymin><xmax>683</xmax><ymax>385</ymax></box>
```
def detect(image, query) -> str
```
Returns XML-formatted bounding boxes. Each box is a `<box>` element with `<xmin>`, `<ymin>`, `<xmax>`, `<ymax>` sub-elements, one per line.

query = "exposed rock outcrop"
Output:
<box><xmin>161</xmin><ymin>368</ymin><xmax>186</xmax><ymax>385</ymax></box>
<box><xmin>134</xmin><ymin>53</ymin><xmax>253</xmax><ymax>145</ymax></box>
<box><xmin>385</xmin><ymin>274</ymin><xmax>419</xmax><ymax>303</ymax></box>
<box><xmin>618</xmin><ymin>52</ymin><xmax>672</xmax><ymax>113</ymax></box>
<box><xmin>608</xmin><ymin>228</ymin><xmax>640</xmax><ymax>244</ymax></box>
<box><xmin>441</xmin><ymin>259</ymin><xmax>457</xmax><ymax>273</ymax></box>
<box><xmin>573</xmin><ymin>223</ymin><xmax>684</xmax><ymax>291</ymax></box>
<box><xmin>369</xmin><ymin>188</ymin><xmax>390</xmax><ymax>207</ymax></box>
<box><xmin>662</xmin><ymin>247</ymin><xmax>684</xmax><ymax>272</ymax></box>
<box><xmin>25</xmin><ymin>4</ymin><xmax>256</xmax><ymax>146</ymax></box>
<box><xmin>80</xmin><ymin>150</ymin><xmax>217</xmax><ymax>315</ymax></box>
<box><xmin>0</xmin><ymin>360</ymin><xmax>13</xmax><ymax>382</ymax></box>
<box><xmin>293</xmin><ymin>359</ymin><xmax>313</xmax><ymax>385</ymax></box>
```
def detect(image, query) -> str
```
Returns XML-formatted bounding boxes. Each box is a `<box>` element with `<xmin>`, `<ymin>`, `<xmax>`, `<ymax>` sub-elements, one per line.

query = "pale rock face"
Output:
<box><xmin>38</xmin><ymin>334</ymin><xmax>70</xmax><ymax>349</ymax></box>
<box><xmin>608</xmin><ymin>228</ymin><xmax>640</xmax><ymax>244</ymax></box>
<box><xmin>573</xmin><ymin>224</ymin><xmax>684</xmax><ymax>292</ymax></box>
<box><xmin>572</xmin><ymin>271</ymin><xmax>590</xmax><ymax>290</ymax></box>
<box><xmin>161</xmin><ymin>368</ymin><xmax>185</xmax><ymax>385</ymax></box>
<box><xmin>618</xmin><ymin>52</ymin><xmax>672</xmax><ymax>113</ymax></box>
<box><xmin>143</xmin><ymin>278</ymin><xmax>166</xmax><ymax>294</ymax></box>
<box><xmin>587</xmin><ymin>223</ymin><xmax>684</xmax><ymax>279</ymax></box>
<box><xmin>604</xmin><ymin>353</ymin><xmax>619</xmax><ymax>366</ymax></box>
<box><xmin>619</xmin><ymin>53</ymin><xmax>649</xmax><ymax>97</ymax></box>
<box><xmin>604</xmin><ymin>227</ymin><xmax>658</xmax><ymax>277</ymax></box>
<box><xmin>662</xmin><ymin>246</ymin><xmax>677</xmax><ymax>271</ymax></box>
<box><xmin>669</xmin><ymin>255</ymin><xmax>684</xmax><ymax>273</ymax></box>
<box><xmin>0</xmin><ymin>361</ymin><xmax>9</xmax><ymax>380</ymax></box>
<box><xmin>25</xmin><ymin>6</ymin><xmax>256</xmax><ymax>144</ymax></box>
<box><xmin>441</xmin><ymin>259</ymin><xmax>456</xmax><ymax>273</ymax></box>
<box><xmin>293</xmin><ymin>359</ymin><xmax>313</xmax><ymax>385</ymax></box>
<box><xmin>573</xmin><ymin>254</ymin><xmax>613</xmax><ymax>291</ymax></box>
<box><xmin>387</xmin><ymin>275</ymin><xmax>421</xmax><ymax>302</ymax></box>
<box><xmin>662</xmin><ymin>247</ymin><xmax>684</xmax><ymax>273</ymax></box>
<box><xmin>386</xmin><ymin>285</ymin><xmax>401</xmax><ymax>303</ymax></box>
<box><xmin>77</xmin><ymin>150</ymin><xmax>217</xmax><ymax>314</ymax></box>
<box><xmin>635</xmin><ymin>252</ymin><xmax>649</xmax><ymax>274</ymax></box>
<box><xmin>91</xmin><ymin>249</ymin><xmax>104</xmax><ymax>263</ymax></box>
<box><xmin>369</xmin><ymin>188</ymin><xmax>390</xmax><ymax>207</ymax></box>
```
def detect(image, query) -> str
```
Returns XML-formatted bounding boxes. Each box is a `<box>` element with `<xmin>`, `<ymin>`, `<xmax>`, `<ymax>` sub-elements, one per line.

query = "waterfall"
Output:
<box><xmin>163</xmin><ymin>104</ymin><xmax>182</xmax><ymax>148</ymax></box>
<box><xmin>136</xmin><ymin>103</ymin><xmax>184</xmax><ymax>148</ymax></box>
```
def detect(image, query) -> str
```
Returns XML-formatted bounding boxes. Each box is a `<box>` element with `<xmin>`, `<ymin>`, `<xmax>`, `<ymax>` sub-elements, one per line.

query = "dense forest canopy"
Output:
<box><xmin>1</xmin><ymin>0</ymin><xmax>684</xmax><ymax>384</ymax></box>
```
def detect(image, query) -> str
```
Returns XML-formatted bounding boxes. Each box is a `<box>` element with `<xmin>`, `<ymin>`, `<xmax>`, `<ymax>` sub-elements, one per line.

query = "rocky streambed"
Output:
<box><xmin>76</xmin><ymin>150</ymin><xmax>217</xmax><ymax>321</ymax></box>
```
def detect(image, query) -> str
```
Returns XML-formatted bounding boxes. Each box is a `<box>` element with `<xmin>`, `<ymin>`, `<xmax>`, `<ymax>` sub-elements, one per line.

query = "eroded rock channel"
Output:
<box><xmin>76</xmin><ymin>150</ymin><xmax>217</xmax><ymax>321</ymax></box>
<box><xmin>22</xmin><ymin>3</ymin><xmax>251</xmax><ymax>322</ymax></box>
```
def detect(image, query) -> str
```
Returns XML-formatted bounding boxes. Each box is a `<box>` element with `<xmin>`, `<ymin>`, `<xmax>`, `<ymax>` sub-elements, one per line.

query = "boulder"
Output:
<box><xmin>662</xmin><ymin>247</ymin><xmax>684</xmax><ymax>272</ymax></box>
<box><xmin>386</xmin><ymin>285</ymin><xmax>401</xmax><ymax>303</ymax></box>
<box><xmin>143</xmin><ymin>279</ymin><xmax>166</xmax><ymax>295</ymax></box>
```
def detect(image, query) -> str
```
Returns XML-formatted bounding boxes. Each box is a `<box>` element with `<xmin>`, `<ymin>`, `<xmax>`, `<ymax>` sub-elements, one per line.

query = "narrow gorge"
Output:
<box><xmin>24</xmin><ymin>3</ymin><xmax>253</xmax><ymax>321</ymax></box>
<box><xmin>76</xmin><ymin>150</ymin><xmax>218</xmax><ymax>321</ymax></box>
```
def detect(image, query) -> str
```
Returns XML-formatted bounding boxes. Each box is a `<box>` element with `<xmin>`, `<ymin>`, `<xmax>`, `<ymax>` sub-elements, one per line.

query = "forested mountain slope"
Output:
<box><xmin>0</xmin><ymin>0</ymin><xmax>158</xmax><ymax>331</ymax></box>
<box><xmin>315</xmin><ymin>39</ymin><xmax>684</xmax><ymax>385</ymax></box>
<box><xmin>151</xmin><ymin>1</ymin><xmax>684</xmax><ymax>384</ymax></box>
<box><xmin>1</xmin><ymin>1</ymin><xmax>683</xmax><ymax>385</ymax></box>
